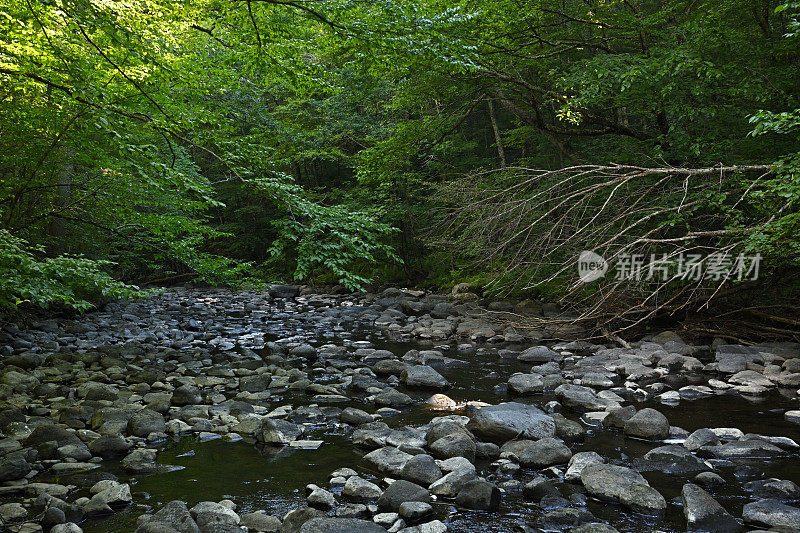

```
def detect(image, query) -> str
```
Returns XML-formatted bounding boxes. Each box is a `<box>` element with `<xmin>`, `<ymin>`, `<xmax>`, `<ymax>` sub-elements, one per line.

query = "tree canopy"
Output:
<box><xmin>1</xmin><ymin>0</ymin><xmax>799</xmax><ymax>332</ymax></box>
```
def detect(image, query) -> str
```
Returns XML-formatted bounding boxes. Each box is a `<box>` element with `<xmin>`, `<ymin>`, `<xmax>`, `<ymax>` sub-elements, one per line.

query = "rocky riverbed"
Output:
<box><xmin>0</xmin><ymin>287</ymin><xmax>799</xmax><ymax>533</ymax></box>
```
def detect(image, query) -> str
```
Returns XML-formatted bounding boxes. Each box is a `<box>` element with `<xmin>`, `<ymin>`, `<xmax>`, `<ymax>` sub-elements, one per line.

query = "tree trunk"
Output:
<box><xmin>487</xmin><ymin>98</ymin><xmax>506</xmax><ymax>168</ymax></box>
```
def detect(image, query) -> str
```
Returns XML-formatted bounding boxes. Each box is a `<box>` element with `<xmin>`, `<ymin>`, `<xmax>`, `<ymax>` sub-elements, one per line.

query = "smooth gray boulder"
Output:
<box><xmin>681</xmin><ymin>483</ymin><xmax>741</xmax><ymax>532</ymax></box>
<box><xmin>398</xmin><ymin>501</ymin><xmax>433</xmax><ymax>524</ymax></box>
<box><xmin>507</xmin><ymin>373</ymin><xmax>544</xmax><ymax>395</ymax></box>
<box><xmin>342</xmin><ymin>476</ymin><xmax>382</xmax><ymax>503</ymax></box>
<box><xmin>299</xmin><ymin>518</ymin><xmax>387</xmax><ymax>533</ymax></box>
<box><xmin>500</xmin><ymin>438</ymin><xmax>572</xmax><ymax>467</ymax></box>
<box><xmin>623</xmin><ymin>408</ymin><xmax>669</xmax><ymax>440</ymax></box>
<box><xmin>638</xmin><ymin>445</ymin><xmax>710</xmax><ymax>475</ymax></box>
<box><xmin>565</xmin><ymin>451</ymin><xmax>605</xmax><ymax>482</ymax></box>
<box><xmin>256</xmin><ymin>419</ymin><xmax>303</xmax><ymax>445</ymax></box>
<box><xmin>429</xmin><ymin>433</ymin><xmax>476</xmax><ymax>462</ymax></box>
<box><xmin>280</xmin><ymin>507</ymin><xmax>327</xmax><ymax>533</ymax></box>
<box><xmin>701</xmin><ymin>439</ymin><xmax>788</xmax><ymax>459</ymax></box>
<box><xmin>518</xmin><ymin>346</ymin><xmax>562</xmax><ymax>363</ymax></box>
<box><xmin>362</xmin><ymin>447</ymin><xmax>412</xmax><ymax>476</ymax></box>
<box><xmin>555</xmin><ymin>384</ymin><xmax>618</xmax><ymax>411</ymax></box>
<box><xmin>190</xmin><ymin>501</ymin><xmax>240</xmax><ymax>530</ymax></box>
<box><xmin>0</xmin><ymin>453</ymin><xmax>31</xmax><ymax>482</ymax></box>
<box><xmin>400</xmin><ymin>454</ymin><xmax>443</xmax><ymax>486</ymax></box>
<box><xmin>745</xmin><ymin>478</ymin><xmax>800</xmax><ymax>502</ymax></box>
<box><xmin>171</xmin><ymin>385</ymin><xmax>202</xmax><ymax>406</ymax></box>
<box><xmin>400</xmin><ymin>365</ymin><xmax>449</xmax><ymax>390</ymax></box>
<box><xmin>137</xmin><ymin>500</ymin><xmax>200</xmax><ymax>533</ymax></box>
<box><xmin>240</xmin><ymin>512</ymin><xmax>281</xmax><ymax>532</ymax></box>
<box><xmin>742</xmin><ymin>499</ymin><xmax>800</xmax><ymax>530</ymax></box>
<box><xmin>580</xmin><ymin>463</ymin><xmax>665</xmax><ymax>514</ymax></box>
<box><xmin>127</xmin><ymin>409</ymin><xmax>167</xmax><ymax>437</ymax></box>
<box><xmin>467</xmin><ymin>402</ymin><xmax>555</xmax><ymax>443</ymax></box>
<box><xmin>378</xmin><ymin>480</ymin><xmax>430</xmax><ymax>512</ymax></box>
<box><xmin>454</xmin><ymin>479</ymin><xmax>500</xmax><ymax>511</ymax></box>
<box><xmin>684</xmin><ymin>428</ymin><xmax>720</xmax><ymax>451</ymax></box>
<box><xmin>428</xmin><ymin>467</ymin><xmax>478</xmax><ymax>498</ymax></box>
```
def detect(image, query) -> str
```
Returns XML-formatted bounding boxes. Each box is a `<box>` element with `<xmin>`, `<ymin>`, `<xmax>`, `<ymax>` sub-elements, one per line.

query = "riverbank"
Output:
<box><xmin>0</xmin><ymin>287</ymin><xmax>798</xmax><ymax>532</ymax></box>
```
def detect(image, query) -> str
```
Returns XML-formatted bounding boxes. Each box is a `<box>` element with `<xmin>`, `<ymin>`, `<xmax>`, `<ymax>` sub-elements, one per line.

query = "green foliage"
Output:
<box><xmin>244</xmin><ymin>173</ymin><xmax>400</xmax><ymax>290</ymax></box>
<box><xmin>776</xmin><ymin>2</ymin><xmax>800</xmax><ymax>37</ymax></box>
<box><xmin>746</xmin><ymin>108</ymin><xmax>800</xmax><ymax>261</ymax></box>
<box><xmin>1</xmin><ymin>0</ymin><xmax>799</xmax><ymax>314</ymax></box>
<box><xmin>0</xmin><ymin>230</ymin><xmax>149</xmax><ymax>313</ymax></box>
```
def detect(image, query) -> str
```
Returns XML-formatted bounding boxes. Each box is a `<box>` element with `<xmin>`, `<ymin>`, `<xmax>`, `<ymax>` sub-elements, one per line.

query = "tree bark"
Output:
<box><xmin>487</xmin><ymin>98</ymin><xmax>506</xmax><ymax>168</ymax></box>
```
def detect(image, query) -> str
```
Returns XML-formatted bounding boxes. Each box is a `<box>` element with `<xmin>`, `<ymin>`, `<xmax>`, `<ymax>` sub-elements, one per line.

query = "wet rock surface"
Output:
<box><xmin>0</xmin><ymin>287</ymin><xmax>797</xmax><ymax>532</ymax></box>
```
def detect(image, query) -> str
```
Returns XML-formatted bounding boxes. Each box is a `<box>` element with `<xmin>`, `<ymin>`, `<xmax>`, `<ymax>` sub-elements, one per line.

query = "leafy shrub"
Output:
<box><xmin>0</xmin><ymin>230</ymin><xmax>149</xmax><ymax>313</ymax></box>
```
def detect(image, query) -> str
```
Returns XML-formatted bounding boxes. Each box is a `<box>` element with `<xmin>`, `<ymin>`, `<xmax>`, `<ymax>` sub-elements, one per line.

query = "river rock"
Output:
<box><xmin>552</xmin><ymin>413</ymin><xmax>585</xmax><ymax>442</ymax></box>
<box><xmin>565</xmin><ymin>451</ymin><xmax>605</xmax><ymax>482</ymax></box>
<box><xmin>555</xmin><ymin>384</ymin><xmax>618</xmax><ymax>411</ymax></box>
<box><xmin>92</xmin><ymin>482</ymin><xmax>132</xmax><ymax>509</ymax></box>
<box><xmin>785</xmin><ymin>410</ymin><xmax>800</xmax><ymax>425</ymax></box>
<box><xmin>507</xmin><ymin>373</ymin><xmax>544</xmax><ymax>395</ymax></box>
<box><xmin>694</xmin><ymin>471</ymin><xmax>726</xmax><ymax>489</ymax></box>
<box><xmin>580</xmin><ymin>463</ymin><xmax>665</xmax><ymax>514</ymax></box>
<box><xmin>571</xmin><ymin>524</ymin><xmax>619</xmax><ymax>533</ymax></box>
<box><xmin>88</xmin><ymin>435</ymin><xmax>131</xmax><ymax>459</ymax></box>
<box><xmin>466</xmin><ymin>402</ymin><xmax>555</xmax><ymax>443</ymax></box>
<box><xmin>127</xmin><ymin>409</ymin><xmax>167</xmax><ymax>437</ymax></box>
<box><xmin>638</xmin><ymin>445</ymin><xmax>710</xmax><ymax>475</ymax></box>
<box><xmin>190</xmin><ymin>501</ymin><xmax>240</xmax><ymax>529</ymax></box>
<box><xmin>0</xmin><ymin>453</ymin><xmax>31</xmax><ymax>481</ymax></box>
<box><xmin>745</xmin><ymin>479</ymin><xmax>800</xmax><ymax>501</ymax></box>
<box><xmin>396</xmin><ymin>521</ymin><xmax>447</xmax><ymax>533</ymax></box>
<box><xmin>269</xmin><ymin>284</ymin><xmax>300</xmax><ymax>298</ymax></box>
<box><xmin>619</xmin><ymin>483</ymin><xmax>667</xmax><ymax>515</ymax></box>
<box><xmin>428</xmin><ymin>433</ymin><xmax>476</xmax><ymax>462</ymax></box>
<box><xmin>78</xmin><ymin>381</ymin><xmax>118</xmax><ymax>401</ymax></box>
<box><xmin>342</xmin><ymin>476</ymin><xmax>382</xmax><ymax>503</ymax></box>
<box><xmin>280</xmin><ymin>507</ymin><xmax>327</xmax><ymax>533</ymax></box>
<box><xmin>137</xmin><ymin>500</ymin><xmax>200</xmax><ymax>533</ymax></box>
<box><xmin>171</xmin><ymin>385</ymin><xmax>203</xmax><ymax>406</ymax></box>
<box><xmin>399</xmin><ymin>501</ymin><xmax>433</xmax><ymax>524</ymax></box>
<box><xmin>428</xmin><ymin>467</ymin><xmax>478</xmax><ymax>497</ymax></box>
<box><xmin>518</xmin><ymin>346</ymin><xmax>562</xmax><ymax>363</ymax></box>
<box><xmin>25</xmin><ymin>424</ymin><xmax>82</xmax><ymax>448</ymax></box>
<box><xmin>340</xmin><ymin>408</ymin><xmax>374</xmax><ymax>426</ymax></box>
<box><xmin>378</xmin><ymin>480</ymin><xmax>430</xmax><ymax>512</ymax></box>
<box><xmin>373</xmin><ymin>389</ymin><xmax>413</xmax><ymax>408</ymax></box>
<box><xmin>684</xmin><ymin>428</ymin><xmax>720</xmax><ymax>451</ymax></box>
<box><xmin>91</xmin><ymin>407</ymin><xmax>135</xmax><ymax>435</ymax></box>
<box><xmin>240</xmin><ymin>511</ymin><xmax>280</xmax><ymax>532</ymax></box>
<box><xmin>623</xmin><ymin>408</ymin><xmax>669</xmax><ymax>440</ymax></box>
<box><xmin>0</xmin><ymin>502</ymin><xmax>27</xmax><ymax>521</ymax></box>
<box><xmin>400</xmin><ymin>365</ymin><xmax>449</xmax><ymax>389</ymax></box>
<box><xmin>533</xmin><ymin>508</ymin><xmax>598</xmax><ymax>530</ymax></box>
<box><xmin>454</xmin><ymin>479</ymin><xmax>500</xmax><ymax>511</ymax></box>
<box><xmin>240</xmin><ymin>374</ymin><xmax>271</xmax><ymax>393</ymax></box>
<box><xmin>602</xmin><ymin>406</ymin><xmax>636</xmax><ymax>429</ymax></box>
<box><xmin>307</xmin><ymin>488</ymin><xmax>336</xmax><ymax>510</ymax></box>
<box><xmin>50</xmin><ymin>525</ymin><xmax>83</xmax><ymax>533</ymax></box>
<box><xmin>400</xmin><ymin>454</ymin><xmax>443</xmax><ymax>486</ymax></box>
<box><xmin>742</xmin><ymin>499</ymin><xmax>800</xmax><ymax>530</ymax></box>
<box><xmin>523</xmin><ymin>476</ymin><xmax>560</xmax><ymax>501</ymax></box>
<box><xmin>298</xmin><ymin>517</ymin><xmax>386</xmax><ymax>533</ymax></box>
<box><xmin>700</xmin><ymin>439</ymin><xmax>788</xmax><ymax>459</ymax></box>
<box><xmin>500</xmin><ymin>437</ymin><xmax>572</xmax><ymax>467</ymax></box>
<box><xmin>372</xmin><ymin>359</ymin><xmax>408</xmax><ymax>378</ymax></box>
<box><xmin>362</xmin><ymin>447</ymin><xmax>412</xmax><ymax>476</ymax></box>
<box><xmin>681</xmin><ymin>483</ymin><xmax>741</xmax><ymax>532</ymax></box>
<box><xmin>256</xmin><ymin>419</ymin><xmax>303</xmax><ymax>445</ymax></box>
